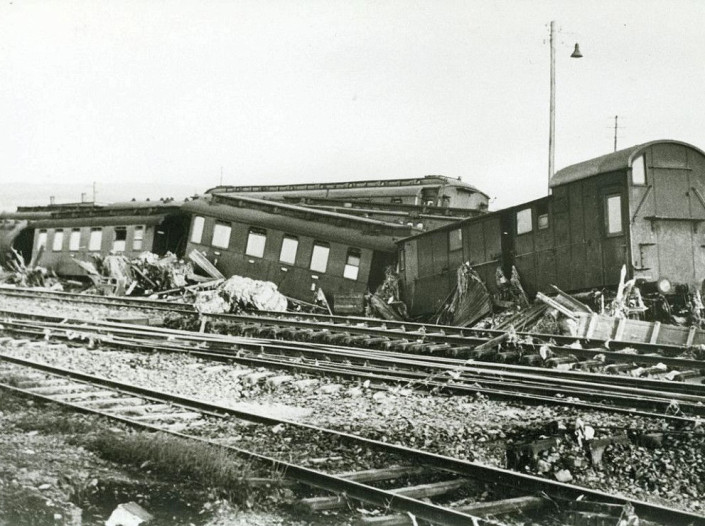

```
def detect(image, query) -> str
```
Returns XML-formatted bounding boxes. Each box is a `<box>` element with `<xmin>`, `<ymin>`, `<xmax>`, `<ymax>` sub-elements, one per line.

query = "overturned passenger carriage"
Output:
<box><xmin>2</xmin><ymin>200</ymin><xmax>189</xmax><ymax>276</ymax></box>
<box><xmin>182</xmin><ymin>193</ymin><xmax>418</xmax><ymax>305</ymax></box>
<box><xmin>398</xmin><ymin>140</ymin><xmax>705</xmax><ymax>317</ymax></box>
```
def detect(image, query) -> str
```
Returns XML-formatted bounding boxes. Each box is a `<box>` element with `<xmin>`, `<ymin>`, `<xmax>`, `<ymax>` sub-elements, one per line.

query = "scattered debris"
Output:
<box><xmin>0</xmin><ymin>248</ymin><xmax>62</xmax><ymax>289</ymax></box>
<box><xmin>367</xmin><ymin>267</ymin><xmax>407</xmax><ymax>320</ymax></box>
<box><xmin>434</xmin><ymin>262</ymin><xmax>491</xmax><ymax>326</ymax></box>
<box><xmin>194</xmin><ymin>275</ymin><xmax>288</xmax><ymax>314</ymax></box>
<box><xmin>188</xmin><ymin>249</ymin><xmax>225</xmax><ymax>280</ymax></box>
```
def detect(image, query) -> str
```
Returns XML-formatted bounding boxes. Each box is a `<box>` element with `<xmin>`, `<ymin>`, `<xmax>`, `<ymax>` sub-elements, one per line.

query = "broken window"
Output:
<box><xmin>191</xmin><ymin>216</ymin><xmax>205</xmax><ymax>244</ymax></box>
<box><xmin>69</xmin><ymin>229</ymin><xmax>81</xmax><ymax>251</ymax></box>
<box><xmin>279</xmin><ymin>235</ymin><xmax>298</xmax><ymax>265</ymax></box>
<box><xmin>52</xmin><ymin>230</ymin><xmax>64</xmax><ymax>252</ymax></box>
<box><xmin>88</xmin><ymin>228</ymin><xmax>102</xmax><ymax>251</ymax></box>
<box><xmin>113</xmin><ymin>227</ymin><xmax>127</xmax><ymax>252</ymax></box>
<box><xmin>37</xmin><ymin>230</ymin><xmax>47</xmax><ymax>250</ymax></box>
<box><xmin>245</xmin><ymin>228</ymin><xmax>266</xmax><ymax>257</ymax></box>
<box><xmin>516</xmin><ymin>208</ymin><xmax>532</xmax><ymax>235</ymax></box>
<box><xmin>212</xmin><ymin>221</ymin><xmax>232</xmax><ymax>249</ymax></box>
<box><xmin>133</xmin><ymin>226</ymin><xmax>144</xmax><ymax>251</ymax></box>
<box><xmin>449</xmin><ymin>228</ymin><xmax>463</xmax><ymax>251</ymax></box>
<box><xmin>632</xmin><ymin>154</ymin><xmax>646</xmax><ymax>185</ymax></box>
<box><xmin>310</xmin><ymin>242</ymin><xmax>330</xmax><ymax>273</ymax></box>
<box><xmin>606</xmin><ymin>194</ymin><xmax>623</xmax><ymax>235</ymax></box>
<box><xmin>343</xmin><ymin>248</ymin><xmax>361</xmax><ymax>280</ymax></box>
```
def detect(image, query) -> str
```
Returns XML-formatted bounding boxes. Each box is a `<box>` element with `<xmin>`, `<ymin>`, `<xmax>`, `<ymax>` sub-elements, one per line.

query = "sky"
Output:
<box><xmin>1</xmin><ymin>0</ymin><xmax>705</xmax><ymax>210</ymax></box>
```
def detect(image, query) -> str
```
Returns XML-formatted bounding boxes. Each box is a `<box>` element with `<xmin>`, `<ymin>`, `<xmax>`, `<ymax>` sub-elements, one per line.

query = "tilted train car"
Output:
<box><xmin>277</xmin><ymin>196</ymin><xmax>485</xmax><ymax>231</ymax></box>
<box><xmin>182</xmin><ymin>193</ymin><xmax>418</xmax><ymax>305</ymax></box>
<box><xmin>398</xmin><ymin>140</ymin><xmax>705</xmax><ymax>317</ymax></box>
<box><xmin>206</xmin><ymin>175</ymin><xmax>490</xmax><ymax>211</ymax></box>
<box><xmin>4</xmin><ymin>200</ymin><xmax>189</xmax><ymax>276</ymax></box>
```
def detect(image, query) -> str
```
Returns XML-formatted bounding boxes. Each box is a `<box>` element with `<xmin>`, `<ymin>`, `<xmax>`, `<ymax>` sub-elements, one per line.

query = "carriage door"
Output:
<box><xmin>647</xmin><ymin>144</ymin><xmax>703</xmax><ymax>287</ymax></box>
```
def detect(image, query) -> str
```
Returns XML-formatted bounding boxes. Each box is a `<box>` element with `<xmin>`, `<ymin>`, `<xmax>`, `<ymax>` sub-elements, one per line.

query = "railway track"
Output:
<box><xmin>2</xmin><ymin>308</ymin><xmax>704</xmax><ymax>423</ymax></box>
<box><xmin>2</xmin><ymin>286</ymin><xmax>702</xmax><ymax>386</ymax></box>
<box><xmin>199</xmin><ymin>311</ymin><xmax>705</xmax><ymax>381</ymax></box>
<box><xmin>1</xmin><ymin>352</ymin><xmax>702</xmax><ymax>526</ymax></box>
<box><xmin>0</xmin><ymin>285</ymin><xmax>196</xmax><ymax>314</ymax></box>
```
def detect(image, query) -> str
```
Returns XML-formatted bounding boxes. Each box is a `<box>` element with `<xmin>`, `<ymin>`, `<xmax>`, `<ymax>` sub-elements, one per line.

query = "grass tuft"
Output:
<box><xmin>86</xmin><ymin>431</ymin><xmax>290</xmax><ymax>508</ymax></box>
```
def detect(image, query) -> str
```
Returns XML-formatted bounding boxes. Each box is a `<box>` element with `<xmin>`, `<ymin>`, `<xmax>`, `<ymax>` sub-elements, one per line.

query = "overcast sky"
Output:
<box><xmin>2</xmin><ymin>0</ymin><xmax>704</xmax><ymax>209</ymax></box>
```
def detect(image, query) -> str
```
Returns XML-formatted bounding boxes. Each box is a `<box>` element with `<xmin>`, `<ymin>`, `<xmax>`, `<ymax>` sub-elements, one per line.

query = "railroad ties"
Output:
<box><xmin>1</xmin><ymin>353</ymin><xmax>701</xmax><ymax>526</ymax></box>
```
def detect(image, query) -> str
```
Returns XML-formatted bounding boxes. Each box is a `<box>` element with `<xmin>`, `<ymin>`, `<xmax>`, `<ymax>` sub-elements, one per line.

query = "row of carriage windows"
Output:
<box><xmin>514</xmin><ymin>194</ymin><xmax>623</xmax><ymax>237</ymax></box>
<box><xmin>444</xmin><ymin>193</ymin><xmax>625</xmax><ymax>249</ymax></box>
<box><xmin>190</xmin><ymin>216</ymin><xmax>361</xmax><ymax>281</ymax></box>
<box><xmin>37</xmin><ymin>226</ymin><xmax>144</xmax><ymax>252</ymax></box>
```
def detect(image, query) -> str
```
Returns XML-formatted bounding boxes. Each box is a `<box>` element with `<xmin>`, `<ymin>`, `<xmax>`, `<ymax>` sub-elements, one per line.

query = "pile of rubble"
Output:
<box><xmin>0</xmin><ymin>249</ymin><xmax>62</xmax><ymax>290</ymax></box>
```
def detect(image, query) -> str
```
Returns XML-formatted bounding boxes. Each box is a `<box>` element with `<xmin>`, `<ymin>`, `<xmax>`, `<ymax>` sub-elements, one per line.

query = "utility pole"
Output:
<box><xmin>613</xmin><ymin>115</ymin><xmax>619</xmax><ymax>152</ymax></box>
<box><xmin>548</xmin><ymin>20</ymin><xmax>556</xmax><ymax>194</ymax></box>
<box><xmin>92</xmin><ymin>181</ymin><xmax>96</xmax><ymax>202</ymax></box>
<box><xmin>220</xmin><ymin>166</ymin><xmax>223</xmax><ymax>186</ymax></box>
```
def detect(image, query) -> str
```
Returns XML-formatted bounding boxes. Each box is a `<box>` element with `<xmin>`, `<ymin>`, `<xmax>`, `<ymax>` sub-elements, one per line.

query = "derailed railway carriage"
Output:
<box><xmin>182</xmin><ymin>193</ymin><xmax>417</xmax><ymax>304</ymax></box>
<box><xmin>398</xmin><ymin>140</ymin><xmax>705</xmax><ymax>317</ymax></box>
<box><xmin>1</xmin><ymin>201</ymin><xmax>189</xmax><ymax>275</ymax></box>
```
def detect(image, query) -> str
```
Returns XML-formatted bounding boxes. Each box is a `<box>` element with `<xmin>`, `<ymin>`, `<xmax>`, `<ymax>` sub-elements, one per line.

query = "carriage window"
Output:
<box><xmin>537</xmin><ymin>202</ymin><xmax>549</xmax><ymax>230</ymax></box>
<box><xmin>113</xmin><ymin>227</ymin><xmax>127</xmax><ymax>252</ymax></box>
<box><xmin>279</xmin><ymin>235</ymin><xmax>298</xmax><ymax>265</ymax></box>
<box><xmin>310</xmin><ymin>242</ymin><xmax>330</xmax><ymax>273</ymax></box>
<box><xmin>52</xmin><ymin>230</ymin><xmax>64</xmax><ymax>252</ymax></box>
<box><xmin>133</xmin><ymin>226</ymin><xmax>144</xmax><ymax>251</ymax></box>
<box><xmin>516</xmin><ymin>208</ymin><xmax>532</xmax><ymax>234</ymax></box>
<box><xmin>632</xmin><ymin>154</ymin><xmax>646</xmax><ymax>185</ymax></box>
<box><xmin>449</xmin><ymin>228</ymin><xmax>463</xmax><ymax>251</ymax></box>
<box><xmin>245</xmin><ymin>228</ymin><xmax>266</xmax><ymax>257</ymax></box>
<box><xmin>190</xmin><ymin>216</ymin><xmax>205</xmax><ymax>244</ymax></box>
<box><xmin>606</xmin><ymin>194</ymin><xmax>623</xmax><ymax>235</ymax></box>
<box><xmin>212</xmin><ymin>222</ymin><xmax>232</xmax><ymax>249</ymax></box>
<box><xmin>88</xmin><ymin>228</ymin><xmax>102</xmax><ymax>251</ymax></box>
<box><xmin>343</xmin><ymin>249</ymin><xmax>361</xmax><ymax>280</ymax></box>
<box><xmin>37</xmin><ymin>230</ymin><xmax>47</xmax><ymax>250</ymax></box>
<box><xmin>69</xmin><ymin>229</ymin><xmax>81</xmax><ymax>251</ymax></box>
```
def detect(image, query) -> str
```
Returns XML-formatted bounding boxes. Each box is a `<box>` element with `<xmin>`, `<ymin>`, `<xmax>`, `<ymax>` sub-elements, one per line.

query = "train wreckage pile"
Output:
<box><xmin>2</xmin><ymin>243</ymin><xmax>705</xmax><ymax>339</ymax></box>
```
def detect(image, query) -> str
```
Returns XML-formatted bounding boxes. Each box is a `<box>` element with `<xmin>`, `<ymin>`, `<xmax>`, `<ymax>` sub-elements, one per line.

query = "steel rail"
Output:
<box><xmin>0</xmin><ymin>353</ymin><xmax>702</xmax><ymax>526</ymax></box>
<box><xmin>235</xmin><ymin>309</ymin><xmax>700</xmax><ymax>354</ymax></box>
<box><xmin>2</xmin><ymin>316</ymin><xmax>703</xmax><ymax>423</ymax></box>
<box><xmin>0</xmin><ymin>368</ymin><xmax>492</xmax><ymax>525</ymax></box>
<box><xmin>3</xmin><ymin>309</ymin><xmax>705</xmax><ymax>404</ymax></box>
<box><xmin>2</xmin><ymin>285</ymin><xmax>699</xmax><ymax>359</ymax></box>
<box><xmin>0</xmin><ymin>286</ymin><xmax>195</xmax><ymax>314</ymax></box>
<box><xmin>3</xmin><ymin>304</ymin><xmax>703</xmax><ymax>391</ymax></box>
<box><xmin>5</xmin><ymin>314</ymin><xmax>705</xmax><ymax>403</ymax></box>
<box><xmin>203</xmin><ymin>312</ymin><xmax>705</xmax><ymax>370</ymax></box>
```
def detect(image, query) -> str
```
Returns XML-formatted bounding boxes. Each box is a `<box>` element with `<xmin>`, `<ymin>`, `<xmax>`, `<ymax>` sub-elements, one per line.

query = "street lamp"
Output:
<box><xmin>548</xmin><ymin>20</ymin><xmax>582</xmax><ymax>193</ymax></box>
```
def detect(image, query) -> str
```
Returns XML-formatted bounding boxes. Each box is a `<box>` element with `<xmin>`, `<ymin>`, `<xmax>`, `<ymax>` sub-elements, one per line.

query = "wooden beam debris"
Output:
<box><xmin>188</xmin><ymin>249</ymin><xmax>225</xmax><ymax>280</ymax></box>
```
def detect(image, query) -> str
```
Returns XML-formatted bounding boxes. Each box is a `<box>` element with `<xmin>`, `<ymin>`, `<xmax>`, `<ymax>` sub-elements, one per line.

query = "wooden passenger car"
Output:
<box><xmin>206</xmin><ymin>175</ymin><xmax>489</xmax><ymax>211</ymax></box>
<box><xmin>9</xmin><ymin>201</ymin><xmax>189</xmax><ymax>276</ymax></box>
<box><xmin>181</xmin><ymin>193</ymin><xmax>417</xmax><ymax>304</ymax></box>
<box><xmin>398</xmin><ymin>140</ymin><xmax>705</xmax><ymax>317</ymax></box>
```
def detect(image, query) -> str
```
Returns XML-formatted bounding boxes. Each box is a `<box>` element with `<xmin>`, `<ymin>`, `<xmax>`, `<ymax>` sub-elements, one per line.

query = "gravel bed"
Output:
<box><xmin>1</xmin><ymin>295</ymin><xmax>704</xmax><ymax>519</ymax></box>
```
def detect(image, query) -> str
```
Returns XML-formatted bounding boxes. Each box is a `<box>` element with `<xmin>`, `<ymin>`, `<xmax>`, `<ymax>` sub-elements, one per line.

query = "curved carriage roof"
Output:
<box><xmin>549</xmin><ymin>140</ymin><xmax>705</xmax><ymax>188</ymax></box>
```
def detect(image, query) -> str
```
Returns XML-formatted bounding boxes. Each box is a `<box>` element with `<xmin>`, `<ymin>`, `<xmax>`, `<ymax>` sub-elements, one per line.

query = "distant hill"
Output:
<box><xmin>0</xmin><ymin>182</ymin><xmax>201</xmax><ymax>212</ymax></box>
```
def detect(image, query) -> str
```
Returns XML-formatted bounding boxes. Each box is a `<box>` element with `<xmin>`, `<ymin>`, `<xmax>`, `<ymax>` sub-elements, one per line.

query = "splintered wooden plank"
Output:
<box><xmin>188</xmin><ymin>249</ymin><xmax>225</xmax><ymax>279</ymax></box>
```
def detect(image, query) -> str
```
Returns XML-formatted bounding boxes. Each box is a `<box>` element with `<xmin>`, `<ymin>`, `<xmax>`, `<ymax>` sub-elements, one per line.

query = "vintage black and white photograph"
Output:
<box><xmin>1</xmin><ymin>1</ymin><xmax>704</xmax><ymax>525</ymax></box>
